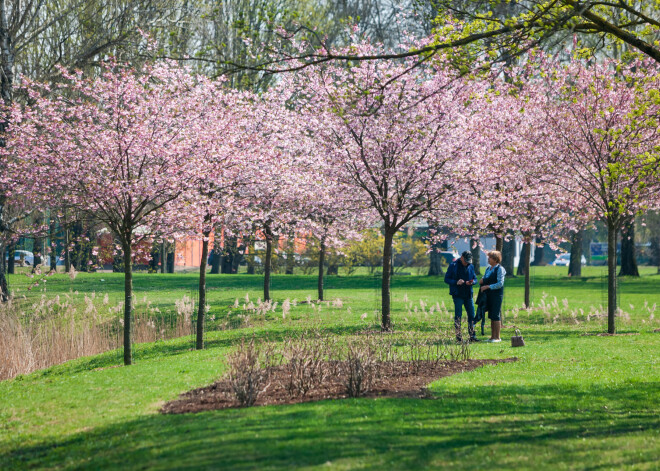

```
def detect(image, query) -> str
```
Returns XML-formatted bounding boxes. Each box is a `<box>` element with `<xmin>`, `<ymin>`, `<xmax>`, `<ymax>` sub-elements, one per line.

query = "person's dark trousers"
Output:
<box><xmin>453</xmin><ymin>296</ymin><xmax>476</xmax><ymax>341</ymax></box>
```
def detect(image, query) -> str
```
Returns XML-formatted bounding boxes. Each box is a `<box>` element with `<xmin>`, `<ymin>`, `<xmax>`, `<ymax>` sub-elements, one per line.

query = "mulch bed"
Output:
<box><xmin>161</xmin><ymin>358</ymin><xmax>517</xmax><ymax>414</ymax></box>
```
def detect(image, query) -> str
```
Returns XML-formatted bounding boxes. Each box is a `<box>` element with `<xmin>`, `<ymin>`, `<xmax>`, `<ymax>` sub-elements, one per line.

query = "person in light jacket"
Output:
<box><xmin>480</xmin><ymin>250</ymin><xmax>506</xmax><ymax>343</ymax></box>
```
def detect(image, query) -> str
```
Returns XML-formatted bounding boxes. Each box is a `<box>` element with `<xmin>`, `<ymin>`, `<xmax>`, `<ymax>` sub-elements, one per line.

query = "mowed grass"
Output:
<box><xmin>1</xmin><ymin>267</ymin><xmax>659</xmax><ymax>470</ymax></box>
<box><xmin>7</xmin><ymin>266</ymin><xmax>660</xmax><ymax>327</ymax></box>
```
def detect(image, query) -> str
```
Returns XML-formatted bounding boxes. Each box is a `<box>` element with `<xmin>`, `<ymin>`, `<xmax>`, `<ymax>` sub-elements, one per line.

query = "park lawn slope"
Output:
<box><xmin>1</xmin><ymin>323</ymin><xmax>658</xmax><ymax>470</ymax></box>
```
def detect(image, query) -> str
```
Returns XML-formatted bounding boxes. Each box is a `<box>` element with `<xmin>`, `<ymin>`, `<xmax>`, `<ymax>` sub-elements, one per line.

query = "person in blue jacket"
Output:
<box><xmin>444</xmin><ymin>251</ymin><xmax>479</xmax><ymax>342</ymax></box>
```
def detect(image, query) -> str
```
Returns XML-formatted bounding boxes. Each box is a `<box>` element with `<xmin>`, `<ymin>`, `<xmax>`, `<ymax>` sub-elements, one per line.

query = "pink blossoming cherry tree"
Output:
<box><xmin>289</xmin><ymin>43</ymin><xmax>480</xmax><ymax>331</ymax></box>
<box><xmin>6</xmin><ymin>60</ymin><xmax>209</xmax><ymax>364</ymax></box>
<box><xmin>524</xmin><ymin>56</ymin><xmax>660</xmax><ymax>333</ymax></box>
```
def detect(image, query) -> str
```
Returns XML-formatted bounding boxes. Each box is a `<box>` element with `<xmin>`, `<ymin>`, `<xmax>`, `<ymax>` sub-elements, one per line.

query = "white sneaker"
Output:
<box><xmin>486</xmin><ymin>338</ymin><xmax>502</xmax><ymax>343</ymax></box>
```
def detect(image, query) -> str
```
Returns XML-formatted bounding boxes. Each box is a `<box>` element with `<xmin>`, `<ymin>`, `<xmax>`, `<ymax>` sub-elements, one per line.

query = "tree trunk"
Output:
<box><xmin>210</xmin><ymin>239</ymin><xmax>221</xmax><ymax>274</ymax></box>
<box><xmin>531</xmin><ymin>236</ymin><xmax>546</xmax><ymax>266</ymax></box>
<box><xmin>264</xmin><ymin>226</ymin><xmax>272</xmax><ymax>301</ymax></box>
<box><xmin>246</xmin><ymin>238</ymin><xmax>256</xmax><ymax>275</ymax></box>
<box><xmin>381</xmin><ymin>229</ymin><xmax>394</xmax><ymax>331</ymax></box>
<box><xmin>0</xmin><ymin>271</ymin><xmax>7</xmax><ymax>302</ymax></box>
<box><xmin>160</xmin><ymin>241</ymin><xmax>165</xmax><ymax>273</ymax></box>
<box><xmin>618</xmin><ymin>220</ymin><xmax>639</xmax><ymax>277</ymax></box>
<box><xmin>568</xmin><ymin>230</ymin><xmax>583</xmax><ymax>277</ymax></box>
<box><xmin>7</xmin><ymin>241</ymin><xmax>14</xmax><ymax>274</ymax></box>
<box><xmin>471</xmin><ymin>237</ymin><xmax>481</xmax><ymax>275</ymax></box>
<box><xmin>32</xmin><ymin>236</ymin><xmax>42</xmax><ymax>272</ymax></box>
<box><xmin>196</xmin><ymin>232</ymin><xmax>210</xmax><ymax>350</ymax></box>
<box><xmin>166</xmin><ymin>241</ymin><xmax>175</xmax><ymax>273</ymax></box>
<box><xmin>233</xmin><ymin>244</ymin><xmax>244</xmax><ymax>273</ymax></box>
<box><xmin>651</xmin><ymin>235</ymin><xmax>660</xmax><ymax>274</ymax></box>
<box><xmin>149</xmin><ymin>245</ymin><xmax>159</xmax><ymax>272</ymax></box>
<box><xmin>0</xmin><ymin>0</ymin><xmax>14</xmax><ymax>301</ymax></box>
<box><xmin>516</xmin><ymin>241</ymin><xmax>529</xmax><ymax>276</ymax></box>
<box><xmin>326</xmin><ymin>262</ymin><xmax>338</xmax><ymax>275</ymax></box>
<box><xmin>122</xmin><ymin>241</ymin><xmax>133</xmax><ymax>365</ymax></box>
<box><xmin>112</xmin><ymin>253</ymin><xmax>124</xmax><ymax>272</ymax></box>
<box><xmin>524</xmin><ymin>240</ymin><xmax>531</xmax><ymax>308</ymax></box>
<box><xmin>495</xmin><ymin>234</ymin><xmax>503</xmax><ymax>252</ymax></box>
<box><xmin>285</xmin><ymin>234</ymin><xmax>295</xmax><ymax>275</ymax></box>
<box><xmin>607</xmin><ymin>222</ymin><xmax>617</xmax><ymax>334</ymax></box>
<box><xmin>318</xmin><ymin>241</ymin><xmax>325</xmax><ymax>301</ymax></box>
<box><xmin>221</xmin><ymin>237</ymin><xmax>236</xmax><ymax>274</ymax></box>
<box><xmin>502</xmin><ymin>236</ymin><xmax>515</xmax><ymax>277</ymax></box>
<box><xmin>427</xmin><ymin>234</ymin><xmax>447</xmax><ymax>276</ymax></box>
<box><xmin>49</xmin><ymin>220</ymin><xmax>57</xmax><ymax>271</ymax></box>
<box><xmin>0</xmin><ymin>244</ymin><xmax>6</xmax><ymax>303</ymax></box>
<box><xmin>427</xmin><ymin>249</ymin><xmax>444</xmax><ymax>276</ymax></box>
<box><xmin>64</xmin><ymin>227</ymin><xmax>71</xmax><ymax>273</ymax></box>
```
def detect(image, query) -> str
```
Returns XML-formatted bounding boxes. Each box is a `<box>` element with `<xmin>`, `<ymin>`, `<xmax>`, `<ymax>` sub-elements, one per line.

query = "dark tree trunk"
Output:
<box><xmin>49</xmin><ymin>220</ymin><xmax>57</xmax><ymax>271</ymax></box>
<box><xmin>166</xmin><ymin>241</ymin><xmax>175</xmax><ymax>273</ymax></box>
<box><xmin>428</xmin><ymin>250</ymin><xmax>444</xmax><ymax>276</ymax></box>
<box><xmin>196</xmin><ymin>232</ymin><xmax>210</xmax><ymax>350</ymax></box>
<box><xmin>221</xmin><ymin>237</ymin><xmax>236</xmax><ymax>274</ymax></box>
<box><xmin>0</xmin><ymin>242</ymin><xmax>4</xmax><ymax>299</ymax></box>
<box><xmin>160</xmin><ymin>242</ymin><xmax>165</xmax><ymax>273</ymax></box>
<box><xmin>607</xmin><ymin>222</ymin><xmax>617</xmax><ymax>334</ymax></box>
<box><xmin>0</xmin><ymin>0</ymin><xmax>14</xmax><ymax>300</ymax></box>
<box><xmin>79</xmin><ymin>242</ymin><xmax>93</xmax><ymax>272</ymax></box>
<box><xmin>517</xmin><ymin>241</ymin><xmax>530</xmax><ymax>276</ymax></box>
<box><xmin>32</xmin><ymin>237</ymin><xmax>42</xmax><ymax>272</ymax></box>
<box><xmin>285</xmin><ymin>235</ymin><xmax>295</xmax><ymax>275</ymax></box>
<box><xmin>326</xmin><ymin>262</ymin><xmax>338</xmax><ymax>275</ymax></box>
<box><xmin>149</xmin><ymin>245</ymin><xmax>159</xmax><ymax>272</ymax></box>
<box><xmin>64</xmin><ymin>227</ymin><xmax>71</xmax><ymax>273</ymax></box>
<box><xmin>568</xmin><ymin>230</ymin><xmax>583</xmax><ymax>277</ymax></box>
<box><xmin>471</xmin><ymin>237</ymin><xmax>481</xmax><ymax>275</ymax></box>
<box><xmin>0</xmin><ymin>271</ymin><xmax>7</xmax><ymax>302</ymax></box>
<box><xmin>502</xmin><ymin>236</ymin><xmax>515</xmax><ymax>277</ymax></box>
<box><xmin>427</xmin><ymin>233</ymin><xmax>446</xmax><ymax>276</ymax></box>
<box><xmin>264</xmin><ymin>226</ymin><xmax>273</xmax><ymax>301</ymax></box>
<box><xmin>531</xmin><ymin>236</ymin><xmax>546</xmax><ymax>266</ymax></box>
<box><xmin>651</xmin><ymin>235</ymin><xmax>660</xmax><ymax>274</ymax></box>
<box><xmin>495</xmin><ymin>234</ymin><xmax>503</xmax><ymax>253</ymax></box>
<box><xmin>210</xmin><ymin>238</ymin><xmax>221</xmax><ymax>274</ymax></box>
<box><xmin>122</xmin><ymin>240</ymin><xmax>133</xmax><ymax>365</ymax></box>
<box><xmin>232</xmin><ymin>244</ymin><xmax>244</xmax><ymax>273</ymax></box>
<box><xmin>318</xmin><ymin>241</ymin><xmax>325</xmax><ymax>301</ymax></box>
<box><xmin>381</xmin><ymin>229</ymin><xmax>394</xmax><ymax>331</ymax></box>
<box><xmin>523</xmin><ymin>240</ymin><xmax>532</xmax><ymax>308</ymax></box>
<box><xmin>113</xmin><ymin>253</ymin><xmax>124</xmax><ymax>273</ymax></box>
<box><xmin>7</xmin><ymin>241</ymin><xmax>14</xmax><ymax>274</ymax></box>
<box><xmin>618</xmin><ymin>220</ymin><xmax>639</xmax><ymax>277</ymax></box>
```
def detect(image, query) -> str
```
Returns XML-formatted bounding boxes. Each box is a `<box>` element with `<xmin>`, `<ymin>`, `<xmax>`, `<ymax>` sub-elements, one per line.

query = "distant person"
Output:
<box><xmin>444</xmin><ymin>251</ymin><xmax>478</xmax><ymax>342</ymax></box>
<box><xmin>480</xmin><ymin>250</ymin><xmax>506</xmax><ymax>343</ymax></box>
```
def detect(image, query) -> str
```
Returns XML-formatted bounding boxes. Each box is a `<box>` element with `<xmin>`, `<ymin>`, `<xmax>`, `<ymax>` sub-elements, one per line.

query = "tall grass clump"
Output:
<box><xmin>0</xmin><ymin>293</ymin><xmax>195</xmax><ymax>381</ymax></box>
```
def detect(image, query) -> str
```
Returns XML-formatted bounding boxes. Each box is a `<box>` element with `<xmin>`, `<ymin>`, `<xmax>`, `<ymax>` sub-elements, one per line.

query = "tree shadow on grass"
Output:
<box><xmin>3</xmin><ymin>382</ymin><xmax>657</xmax><ymax>470</ymax></box>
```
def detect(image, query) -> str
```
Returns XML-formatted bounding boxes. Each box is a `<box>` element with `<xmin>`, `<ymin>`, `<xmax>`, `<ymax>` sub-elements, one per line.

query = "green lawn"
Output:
<box><xmin>1</xmin><ymin>267</ymin><xmax>659</xmax><ymax>469</ymax></box>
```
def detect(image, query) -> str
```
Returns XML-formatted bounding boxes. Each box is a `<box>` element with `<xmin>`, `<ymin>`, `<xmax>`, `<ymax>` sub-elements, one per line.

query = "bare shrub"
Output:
<box><xmin>281</xmin><ymin>331</ymin><xmax>333</xmax><ymax>397</ymax></box>
<box><xmin>447</xmin><ymin>338</ymin><xmax>471</xmax><ymax>361</ymax></box>
<box><xmin>373</xmin><ymin>335</ymin><xmax>398</xmax><ymax>363</ymax></box>
<box><xmin>226</xmin><ymin>337</ymin><xmax>271</xmax><ymax>407</ymax></box>
<box><xmin>343</xmin><ymin>336</ymin><xmax>377</xmax><ymax>397</ymax></box>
